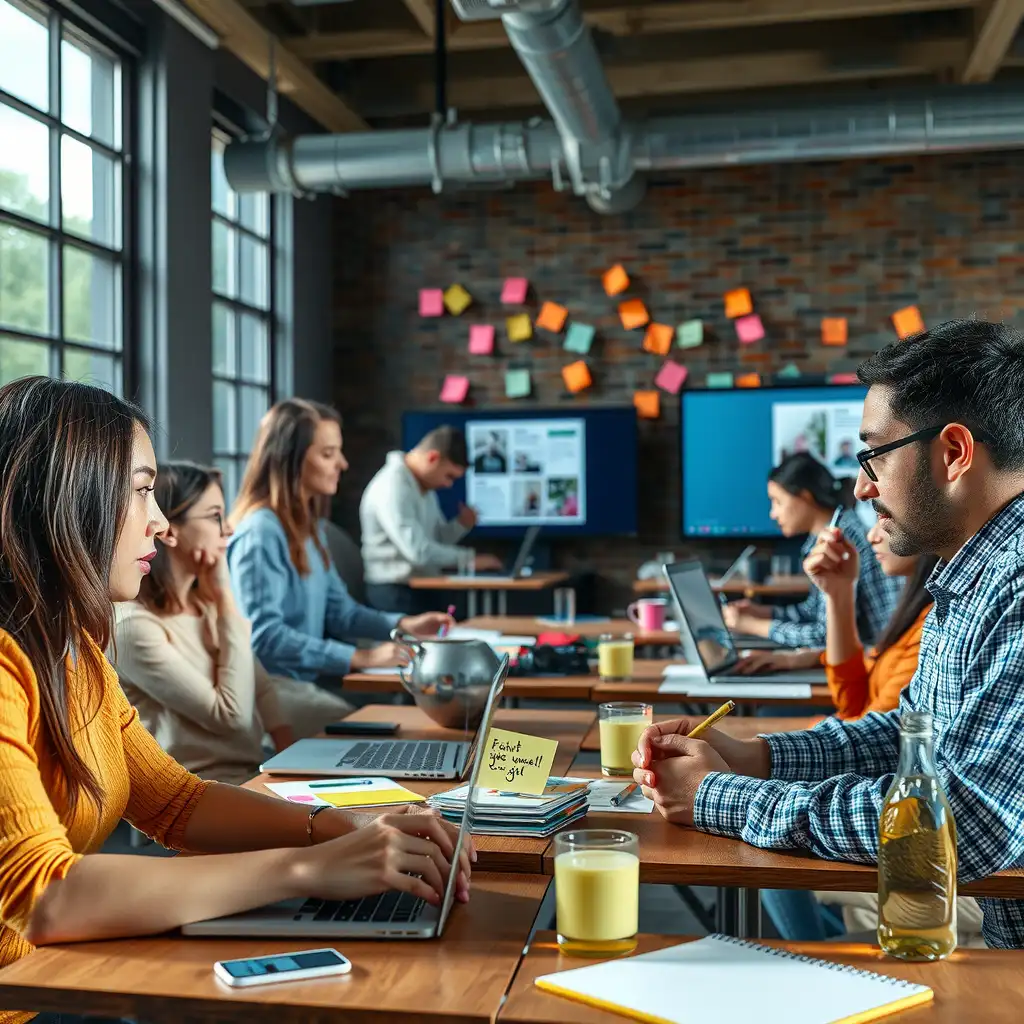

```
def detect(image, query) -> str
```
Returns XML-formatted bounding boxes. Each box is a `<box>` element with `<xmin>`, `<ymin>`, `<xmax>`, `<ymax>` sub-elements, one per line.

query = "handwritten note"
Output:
<box><xmin>468</xmin><ymin>324</ymin><xmax>495</xmax><ymax>355</ymax></box>
<box><xmin>536</xmin><ymin>301</ymin><xmax>568</xmax><ymax>333</ymax></box>
<box><xmin>506</xmin><ymin>313</ymin><xmax>533</xmax><ymax>343</ymax></box>
<box><xmin>643</xmin><ymin>323</ymin><xmax>673</xmax><ymax>356</ymax></box>
<box><xmin>724</xmin><ymin>287</ymin><xmax>753</xmax><ymax>319</ymax></box>
<box><xmin>821</xmin><ymin>317</ymin><xmax>848</xmax><ymax>346</ymax></box>
<box><xmin>892</xmin><ymin>306</ymin><xmax>925</xmax><ymax>340</ymax></box>
<box><xmin>602</xmin><ymin>264</ymin><xmax>630</xmax><ymax>296</ymax></box>
<box><xmin>419</xmin><ymin>289</ymin><xmax>444</xmax><ymax>317</ymax></box>
<box><xmin>439</xmin><ymin>375</ymin><xmax>469</xmax><ymax>404</ymax></box>
<box><xmin>633</xmin><ymin>390</ymin><xmax>660</xmax><ymax>419</ymax></box>
<box><xmin>505</xmin><ymin>368</ymin><xmax>531</xmax><ymax>399</ymax></box>
<box><xmin>477</xmin><ymin>728</ymin><xmax>557</xmax><ymax>794</ymax></box>
<box><xmin>677</xmin><ymin>319</ymin><xmax>703</xmax><ymax>349</ymax></box>
<box><xmin>735</xmin><ymin>314</ymin><xmax>764</xmax><ymax>344</ymax></box>
<box><xmin>655</xmin><ymin>360</ymin><xmax>688</xmax><ymax>394</ymax></box>
<box><xmin>444</xmin><ymin>284</ymin><xmax>473</xmax><ymax>316</ymax></box>
<box><xmin>501</xmin><ymin>277</ymin><xmax>529</xmax><ymax>305</ymax></box>
<box><xmin>564</xmin><ymin>322</ymin><xmax>595</xmax><ymax>354</ymax></box>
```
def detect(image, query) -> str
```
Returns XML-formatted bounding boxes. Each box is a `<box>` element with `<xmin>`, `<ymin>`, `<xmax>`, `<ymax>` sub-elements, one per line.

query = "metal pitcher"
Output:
<box><xmin>390</xmin><ymin>628</ymin><xmax>500</xmax><ymax>729</ymax></box>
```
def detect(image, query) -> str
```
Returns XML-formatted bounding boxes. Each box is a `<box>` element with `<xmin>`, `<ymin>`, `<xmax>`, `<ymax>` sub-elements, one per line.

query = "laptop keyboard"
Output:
<box><xmin>337</xmin><ymin>741</ymin><xmax>449</xmax><ymax>773</ymax></box>
<box><xmin>295</xmin><ymin>892</ymin><xmax>426</xmax><ymax>925</ymax></box>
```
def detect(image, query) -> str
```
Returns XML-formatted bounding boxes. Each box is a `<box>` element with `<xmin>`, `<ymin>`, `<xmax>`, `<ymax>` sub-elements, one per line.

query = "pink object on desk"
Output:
<box><xmin>626</xmin><ymin>598</ymin><xmax>667</xmax><ymax>632</ymax></box>
<box><xmin>419</xmin><ymin>289</ymin><xmax>444</xmax><ymax>317</ymax></box>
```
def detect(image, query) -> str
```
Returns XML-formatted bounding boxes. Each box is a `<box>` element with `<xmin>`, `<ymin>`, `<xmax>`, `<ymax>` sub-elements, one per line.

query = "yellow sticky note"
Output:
<box><xmin>477</xmin><ymin>728</ymin><xmax>558</xmax><ymax>794</ymax></box>
<box><xmin>506</xmin><ymin>313</ymin><xmax>533</xmax><ymax>343</ymax></box>
<box><xmin>319</xmin><ymin>787</ymin><xmax>425</xmax><ymax>809</ymax></box>
<box><xmin>444</xmin><ymin>284</ymin><xmax>472</xmax><ymax>316</ymax></box>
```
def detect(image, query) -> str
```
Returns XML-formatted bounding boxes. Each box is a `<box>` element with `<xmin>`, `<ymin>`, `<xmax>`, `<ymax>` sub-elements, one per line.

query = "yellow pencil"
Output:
<box><xmin>688</xmin><ymin>700</ymin><xmax>736</xmax><ymax>739</ymax></box>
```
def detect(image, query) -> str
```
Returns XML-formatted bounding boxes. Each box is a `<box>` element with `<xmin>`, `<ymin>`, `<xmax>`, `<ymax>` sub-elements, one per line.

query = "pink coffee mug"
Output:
<box><xmin>627</xmin><ymin>598</ymin><xmax>667</xmax><ymax>632</ymax></box>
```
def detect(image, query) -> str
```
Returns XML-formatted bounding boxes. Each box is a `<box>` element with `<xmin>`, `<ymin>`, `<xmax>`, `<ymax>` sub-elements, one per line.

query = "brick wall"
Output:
<box><xmin>331</xmin><ymin>150</ymin><xmax>1024</xmax><ymax>609</ymax></box>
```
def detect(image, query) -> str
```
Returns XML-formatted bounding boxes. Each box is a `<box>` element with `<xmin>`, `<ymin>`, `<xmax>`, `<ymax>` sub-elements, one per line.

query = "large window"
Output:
<box><xmin>0</xmin><ymin>0</ymin><xmax>129</xmax><ymax>393</ymax></box>
<box><xmin>211</xmin><ymin>131</ymin><xmax>273</xmax><ymax>501</ymax></box>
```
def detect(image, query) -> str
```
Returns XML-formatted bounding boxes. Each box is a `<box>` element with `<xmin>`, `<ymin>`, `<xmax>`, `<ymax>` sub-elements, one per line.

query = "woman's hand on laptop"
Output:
<box><xmin>632</xmin><ymin>719</ymin><xmax>771</xmax><ymax>781</ymax></box>
<box><xmin>733</xmin><ymin>649</ymin><xmax>822</xmax><ymax>675</ymax></box>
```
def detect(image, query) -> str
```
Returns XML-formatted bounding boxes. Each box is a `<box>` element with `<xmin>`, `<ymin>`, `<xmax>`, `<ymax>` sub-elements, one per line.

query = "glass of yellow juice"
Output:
<box><xmin>597</xmin><ymin>633</ymin><xmax>635</xmax><ymax>681</ymax></box>
<box><xmin>598</xmin><ymin>701</ymin><xmax>652</xmax><ymax>777</ymax></box>
<box><xmin>554</xmin><ymin>830</ymin><xmax>640</xmax><ymax>957</ymax></box>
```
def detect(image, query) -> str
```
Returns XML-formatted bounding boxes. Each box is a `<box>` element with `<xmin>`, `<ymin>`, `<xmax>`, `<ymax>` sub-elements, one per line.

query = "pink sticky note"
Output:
<box><xmin>501</xmin><ymin>277</ymin><xmax>529</xmax><ymax>305</ymax></box>
<box><xmin>830</xmin><ymin>373</ymin><xmax>859</xmax><ymax>384</ymax></box>
<box><xmin>735</xmin><ymin>314</ymin><xmax>765</xmax><ymax>344</ymax></box>
<box><xmin>439</xmin><ymin>375</ymin><xmax>469</xmax><ymax>404</ymax></box>
<box><xmin>655</xmin><ymin>360</ymin><xmax>688</xmax><ymax>395</ymax></box>
<box><xmin>419</xmin><ymin>289</ymin><xmax>444</xmax><ymax>317</ymax></box>
<box><xmin>468</xmin><ymin>324</ymin><xmax>495</xmax><ymax>355</ymax></box>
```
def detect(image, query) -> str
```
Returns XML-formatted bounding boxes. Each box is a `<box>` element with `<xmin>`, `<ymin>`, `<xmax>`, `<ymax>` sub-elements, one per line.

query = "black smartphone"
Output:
<box><xmin>323</xmin><ymin>721</ymin><xmax>400</xmax><ymax>737</ymax></box>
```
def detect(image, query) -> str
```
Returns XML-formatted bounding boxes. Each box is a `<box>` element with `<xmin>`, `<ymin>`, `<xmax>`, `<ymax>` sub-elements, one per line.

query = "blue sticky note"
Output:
<box><xmin>564</xmin><ymin>322</ymin><xmax>596</xmax><ymax>354</ymax></box>
<box><xmin>677</xmin><ymin>319</ymin><xmax>703</xmax><ymax>349</ymax></box>
<box><xmin>778</xmin><ymin>363</ymin><xmax>802</xmax><ymax>380</ymax></box>
<box><xmin>505</xmin><ymin>368</ymin><xmax>532</xmax><ymax>399</ymax></box>
<box><xmin>706</xmin><ymin>372</ymin><xmax>734</xmax><ymax>389</ymax></box>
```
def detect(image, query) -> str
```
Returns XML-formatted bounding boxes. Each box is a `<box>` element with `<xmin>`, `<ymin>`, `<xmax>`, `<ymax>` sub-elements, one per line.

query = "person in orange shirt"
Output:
<box><xmin>0</xmin><ymin>378</ymin><xmax>472</xmax><ymax>1024</ymax></box>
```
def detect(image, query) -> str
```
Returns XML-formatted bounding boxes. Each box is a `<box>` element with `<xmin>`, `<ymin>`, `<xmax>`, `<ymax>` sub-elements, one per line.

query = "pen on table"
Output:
<box><xmin>688</xmin><ymin>700</ymin><xmax>736</xmax><ymax>739</ymax></box>
<box><xmin>610</xmin><ymin>782</ymin><xmax>638</xmax><ymax>807</ymax></box>
<box><xmin>438</xmin><ymin>604</ymin><xmax>456</xmax><ymax>638</ymax></box>
<box><xmin>308</xmin><ymin>779</ymin><xmax>376</xmax><ymax>790</ymax></box>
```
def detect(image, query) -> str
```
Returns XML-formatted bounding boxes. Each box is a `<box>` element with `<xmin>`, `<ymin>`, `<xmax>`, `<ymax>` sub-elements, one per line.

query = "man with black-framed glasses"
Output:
<box><xmin>632</xmin><ymin>318</ymin><xmax>1024</xmax><ymax>948</ymax></box>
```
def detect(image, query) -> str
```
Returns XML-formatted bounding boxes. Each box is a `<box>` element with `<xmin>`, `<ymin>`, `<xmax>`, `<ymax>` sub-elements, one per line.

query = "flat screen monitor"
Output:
<box><xmin>401</xmin><ymin>406</ymin><xmax>638</xmax><ymax>538</ymax></box>
<box><xmin>681</xmin><ymin>384</ymin><xmax>867</xmax><ymax>538</ymax></box>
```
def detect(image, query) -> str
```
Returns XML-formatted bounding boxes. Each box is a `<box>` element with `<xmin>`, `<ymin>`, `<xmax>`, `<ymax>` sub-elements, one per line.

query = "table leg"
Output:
<box><xmin>498</xmin><ymin>589</ymin><xmax>508</xmax><ymax>616</ymax></box>
<box><xmin>467</xmin><ymin>590</ymin><xmax>478</xmax><ymax>618</ymax></box>
<box><xmin>482</xmin><ymin>589</ymin><xmax>494</xmax><ymax>616</ymax></box>
<box><xmin>737</xmin><ymin>888</ymin><xmax>762</xmax><ymax>939</ymax></box>
<box><xmin>716</xmin><ymin>887</ymin><xmax>738</xmax><ymax>935</ymax></box>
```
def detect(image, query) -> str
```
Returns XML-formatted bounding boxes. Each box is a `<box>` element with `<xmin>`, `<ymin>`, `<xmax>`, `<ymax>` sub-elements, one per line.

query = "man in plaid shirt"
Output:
<box><xmin>635</xmin><ymin>319</ymin><xmax>1024</xmax><ymax>948</ymax></box>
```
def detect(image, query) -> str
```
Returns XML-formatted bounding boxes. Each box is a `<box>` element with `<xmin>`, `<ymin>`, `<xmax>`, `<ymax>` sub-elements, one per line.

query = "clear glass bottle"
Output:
<box><xmin>877</xmin><ymin>711</ymin><xmax>958</xmax><ymax>961</ymax></box>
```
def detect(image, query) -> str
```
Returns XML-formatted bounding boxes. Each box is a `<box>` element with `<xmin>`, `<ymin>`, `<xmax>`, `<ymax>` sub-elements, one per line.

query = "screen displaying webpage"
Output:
<box><xmin>465</xmin><ymin>418</ymin><xmax>587</xmax><ymax>527</ymax></box>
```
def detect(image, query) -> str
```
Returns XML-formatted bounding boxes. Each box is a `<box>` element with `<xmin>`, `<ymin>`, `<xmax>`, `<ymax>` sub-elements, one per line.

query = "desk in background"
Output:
<box><xmin>634</xmin><ymin>574</ymin><xmax>810</xmax><ymax>600</ymax></box>
<box><xmin>578</xmin><ymin>714</ymin><xmax>821</xmax><ymax>751</ymax></box>
<box><xmin>409</xmin><ymin>571</ymin><xmax>570</xmax><ymax>617</ymax></box>
<box><xmin>463</xmin><ymin>615</ymin><xmax>680</xmax><ymax>649</ymax></box>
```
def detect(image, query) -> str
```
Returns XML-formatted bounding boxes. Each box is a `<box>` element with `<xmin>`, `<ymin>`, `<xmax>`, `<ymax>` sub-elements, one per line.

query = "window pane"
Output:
<box><xmin>238</xmin><ymin>193</ymin><xmax>268</xmax><ymax>237</ymax></box>
<box><xmin>213</xmin><ymin>379</ymin><xmax>236</xmax><ymax>453</ymax></box>
<box><xmin>0</xmin><ymin>0</ymin><xmax>49</xmax><ymax>112</ymax></box>
<box><xmin>211</xmin><ymin>138</ymin><xmax>233</xmax><ymax>219</ymax></box>
<box><xmin>63</xmin><ymin>347</ymin><xmax>119</xmax><ymax>392</ymax></box>
<box><xmin>61</xmin><ymin>30</ymin><xmax>120</xmax><ymax>149</ymax></box>
<box><xmin>63</xmin><ymin>244</ymin><xmax>119</xmax><ymax>348</ymax></box>
<box><xmin>0</xmin><ymin>334</ymin><xmax>48</xmax><ymax>385</ymax></box>
<box><xmin>239</xmin><ymin>235</ymin><xmax>268</xmax><ymax>309</ymax></box>
<box><xmin>0</xmin><ymin>105</ymin><xmax>49</xmax><ymax>223</ymax></box>
<box><xmin>212</xmin><ymin>220</ymin><xmax>235</xmax><ymax>297</ymax></box>
<box><xmin>239</xmin><ymin>312</ymin><xmax>269</xmax><ymax>384</ymax></box>
<box><xmin>0</xmin><ymin>222</ymin><xmax>48</xmax><ymax>334</ymax></box>
<box><xmin>213</xmin><ymin>302</ymin><xmax>234</xmax><ymax>375</ymax></box>
<box><xmin>61</xmin><ymin>135</ymin><xmax>119</xmax><ymax>248</ymax></box>
<box><xmin>238</xmin><ymin>384</ymin><xmax>268</xmax><ymax>453</ymax></box>
<box><xmin>214</xmin><ymin>456</ymin><xmax>240</xmax><ymax>508</ymax></box>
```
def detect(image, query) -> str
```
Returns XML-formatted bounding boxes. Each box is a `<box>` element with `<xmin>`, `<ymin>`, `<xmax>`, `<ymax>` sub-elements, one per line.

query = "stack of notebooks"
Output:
<box><xmin>429</xmin><ymin>777</ymin><xmax>590</xmax><ymax>837</ymax></box>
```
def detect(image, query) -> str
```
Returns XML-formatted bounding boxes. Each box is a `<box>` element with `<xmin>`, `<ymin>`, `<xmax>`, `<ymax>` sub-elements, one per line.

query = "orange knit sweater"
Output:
<box><xmin>0</xmin><ymin>630</ymin><xmax>209</xmax><ymax>1024</ymax></box>
<box><xmin>825</xmin><ymin>604</ymin><xmax>932</xmax><ymax>720</ymax></box>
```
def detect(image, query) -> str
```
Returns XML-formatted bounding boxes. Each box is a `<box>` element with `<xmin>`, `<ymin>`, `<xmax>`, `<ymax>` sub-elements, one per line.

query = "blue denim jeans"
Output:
<box><xmin>761</xmin><ymin>889</ymin><xmax>845</xmax><ymax>941</ymax></box>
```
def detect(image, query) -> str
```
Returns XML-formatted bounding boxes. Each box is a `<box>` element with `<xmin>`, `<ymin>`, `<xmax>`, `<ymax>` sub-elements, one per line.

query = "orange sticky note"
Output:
<box><xmin>562</xmin><ymin>361</ymin><xmax>592</xmax><ymax>394</ymax></box>
<box><xmin>821</xmin><ymin>317</ymin><xmax>848</xmax><ymax>346</ymax></box>
<box><xmin>603</xmin><ymin>264</ymin><xmax>630</xmax><ymax>296</ymax></box>
<box><xmin>642</xmin><ymin>323</ymin><xmax>673</xmax><ymax>356</ymax></box>
<box><xmin>892</xmin><ymin>306</ymin><xmax>925</xmax><ymax>340</ymax></box>
<box><xmin>736</xmin><ymin>372</ymin><xmax>762</xmax><ymax>389</ymax></box>
<box><xmin>536</xmin><ymin>301</ymin><xmax>568</xmax><ymax>333</ymax></box>
<box><xmin>633</xmin><ymin>391</ymin><xmax>660</xmax><ymax>419</ymax></box>
<box><xmin>724</xmin><ymin>288</ymin><xmax>753</xmax><ymax>319</ymax></box>
<box><xmin>619</xmin><ymin>298</ymin><xmax>650</xmax><ymax>330</ymax></box>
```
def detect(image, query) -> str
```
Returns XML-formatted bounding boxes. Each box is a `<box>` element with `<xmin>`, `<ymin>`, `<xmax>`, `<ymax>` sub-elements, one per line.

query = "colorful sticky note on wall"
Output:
<box><xmin>735</xmin><ymin>314</ymin><xmax>765</xmax><ymax>344</ymax></box>
<box><xmin>821</xmin><ymin>317</ymin><xmax>848</xmax><ymax>346</ymax></box>
<box><xmin>444</xmin><ymin>284</ymin><xmax>472</xmax><ymax>316</ymax></box>
<box><xmin>501</xmin><ymin>277</ymin><xmax>529</xmax><ymax>305</ymax></box>
<box><xmin>439</xmin><ymin>375</ymin><xmax>469</xmax><ymax>404</ymax></box>
<box><xmin>603</xmin><ymin>264</ymin><xmax>630</xmax><ymax>296</ymax></box>
<box><xmin>778</xmin><ymin>363</ymin><xmax>802</xmax><ymax>380</ymax></box>
<box><xmin>419</xmin><ymin>289</ymin><xmax>444</xmax><ymax>317</ymax></box>
<box><xmin>468</xmin><ymin>324</ymin><xmax>495</xmax><ymax>355</ymax></box>
<box><xmin>536</xmin><ymin>301</ymin><xmax>568</xmax><ymax>333</ymax></box>
<box><xmin>677</xmin><ymin>319</ymin><xmax>703</xmax><ymax>349</ymax></box>
<box><xmin>564</xmin><ymin>322</ymin><xmax>595</xmax><ymax>354</ymax></box>
<box><xmin>506</xmin><ymin>313</ymin><xmax>533</xmax><ymax>343</ymax></box>
<box><xmin>633</xmin><ymin>391</ymin><xmax>660</xmax><ymax>419</ymax></box>
<box><xmin>643</xmin><ymin>323</ymin><xmax>673</xmax><ymax>356</ymax></box>
<box><xmin>619</xmin><ymin>298</ymin><xmax>650</xmax><ymax>330</ymax></box>
<box><xmin>892</xmin><ymin>306</ymin><xmax>925</xmax><ymax>340</ymax></box>
<box><xmin>724</xmin><ymin>288</ymin><xmax>753</xmax><ymax>319</ymax></box>
<box><xmin>562</xmin><ymin>360</ymin><xmax>592</xmax><ymax>394</ymax></box>
<box><xmin>654</xmin><ymin>360</ymin><xmax>688</xmax><ymax>394</ymax></box>
<box><xmin>706</xmin><ymin>372</ymin><xmax>734</xmax><ymax>389</ymax></box>
<box><xmin>505</xmin><ymin>368</ymin><xmax>531</xmax><ymax>399</ymax></box>
<box><xmin>736</xmin><ymin>372</ymin><xmax>762</xmax><ymax>389</ymax></box>
<box><xmin>830</xmin><ymin>373</ymin><xmax>860</xmax><ymax>385</ymax></box>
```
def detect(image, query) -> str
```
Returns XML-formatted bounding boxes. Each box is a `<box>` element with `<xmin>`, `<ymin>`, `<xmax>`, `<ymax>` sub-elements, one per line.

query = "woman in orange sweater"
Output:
<box><xmin>0</xmin><ymin>378</ymin><xmax>471</xmax><ymax>1024</ymax></box>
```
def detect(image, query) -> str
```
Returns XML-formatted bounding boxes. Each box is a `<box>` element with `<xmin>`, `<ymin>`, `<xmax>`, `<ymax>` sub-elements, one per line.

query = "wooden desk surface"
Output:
<box><xmin>343</xmin><ymin>671</ymin><xmax>597</xmax><ymax>702</ymax></box>
<box><xmin>0</xmin><ymin>874</ymin><xmax>549</xmax><ymax>1024</ymax></box>
<box><xmin>463</xmin><ymin>616</ymin><xmax>680</xmax><ymax>647</ymax></box>
<box><xmin>579</xmin><ymin>714</ymin><xmax>821</xmax><ymax>751</ymax></box>
<box><xmin>634</xmin><ymin>575</ymin><xmax>810</xmax><ymax>598</ymax></box>
<box><xmin>592</xmin><ymin>675</ymin><xmax>835</xmax><ymax>707</ymax></box>
<box><xmin>409</xmin><ymin>571</ymin><xmax>569</xmax><ymax>591</ymax></box>
<box><xmin>500</xmin><ymin>932</ymin><xmax>1024</xmax><ymax>1024</ymax></box>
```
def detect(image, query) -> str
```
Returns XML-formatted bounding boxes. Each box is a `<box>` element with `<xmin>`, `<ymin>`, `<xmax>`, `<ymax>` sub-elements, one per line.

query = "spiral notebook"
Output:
<box><xmin>534</xmin><ymin>934</ymin><xmax>933</xmax><ymax>1024</ymax></box>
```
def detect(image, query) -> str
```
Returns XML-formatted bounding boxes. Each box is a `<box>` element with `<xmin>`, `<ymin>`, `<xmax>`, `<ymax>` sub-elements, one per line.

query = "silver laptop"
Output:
<box><xmin>705</xmin><ymin>545</ymin><xmax>786</xmax><ymax>650</ymax></box>
<box><xmin>259</xmin><ymin>662</ymin><xmax>506</xmax><ymax>780</ymax></box>
<box><xmin>473</xmin><ymin>524</ymin><xmax>540</xmax><ymax>581</ymax></box>
<box><xmin>665</xmin><ymin>560</ymin><xmax>825</xmax><ymax>685</ymax></box>
<box><xmin>182</xmin><ymin>657</ymin><xmax>506</xmax><ymax>941</ymax></box>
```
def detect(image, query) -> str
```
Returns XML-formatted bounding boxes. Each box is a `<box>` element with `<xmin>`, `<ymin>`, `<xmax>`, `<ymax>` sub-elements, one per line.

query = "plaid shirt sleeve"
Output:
<box><xmin>767</xmin><ymin>588</ymin><xmax>826</xmax><ymax>647</ymax></box>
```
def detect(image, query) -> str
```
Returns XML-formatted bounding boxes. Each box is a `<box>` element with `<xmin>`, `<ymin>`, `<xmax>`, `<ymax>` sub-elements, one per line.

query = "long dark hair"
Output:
<box><xmin>873</xmin><ymin>553</ymin><xmax>939</xmax><ymax>656</ymax></box>
<box><xmin>139</xmin><ymin>461</ymin><xmax>223</xmax><ymax>615</ymax></box>
<box><xmin>769</xmin><ymin>453</ymin><xmax>856</xmax><ymax>511</ymax></box>
<box><xmin>229</xmin><ymin>398</ymin><xmax>340</xmax><ymax>576</ymax></box>
<box><xmin>0</xmin><ymin>377</ymin><xmax>149</xmax><ymax>815</ymax></box>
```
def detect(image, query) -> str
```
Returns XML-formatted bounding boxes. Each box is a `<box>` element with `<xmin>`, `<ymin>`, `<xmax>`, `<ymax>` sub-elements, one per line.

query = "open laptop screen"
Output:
<box><xmin>664</xmin><ymin>560</ymin><xmax>739</xmax><ymax>676</ymax></box>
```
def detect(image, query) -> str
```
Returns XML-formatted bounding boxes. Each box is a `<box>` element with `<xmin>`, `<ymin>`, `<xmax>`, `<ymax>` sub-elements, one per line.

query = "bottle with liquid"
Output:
<box><xmin>877</xmin><ymin>711</ymin><xmax>958</xmax><ymax>961</ymax></box>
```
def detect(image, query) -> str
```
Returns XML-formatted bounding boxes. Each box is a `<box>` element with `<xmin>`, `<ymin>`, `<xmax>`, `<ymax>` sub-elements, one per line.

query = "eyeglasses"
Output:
<box><xmin>183</xmin><ymin>511</ymin><xmax>226</xmax><ymax>536</ymax></box>
<box><xmin>856</xmin><ymin>425</ymin><xmax>989</xmax><ymax>482</ymax></box>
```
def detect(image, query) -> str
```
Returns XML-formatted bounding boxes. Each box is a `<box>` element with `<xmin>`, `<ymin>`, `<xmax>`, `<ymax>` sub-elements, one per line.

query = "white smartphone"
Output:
<box><xmin>213</xmin><ymin>948</ymin><xmax>352</xmax><ymax>988</ymax></box>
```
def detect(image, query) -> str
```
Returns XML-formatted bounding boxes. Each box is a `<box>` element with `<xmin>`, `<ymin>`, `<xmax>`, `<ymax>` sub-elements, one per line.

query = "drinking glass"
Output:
<box><xmin>598</xmin><ymin>702</ymin><xmax>653</xmax><ymax>778</ymax></box>
<box><xmin>553</xmin><ymin>586</ymin><xmax>577</xmax><ymax>624</ymax></box>
<box><xmin>597</xmin><ymin>634</ymin><xmax>634</xmax><ymax>681</ymax></box>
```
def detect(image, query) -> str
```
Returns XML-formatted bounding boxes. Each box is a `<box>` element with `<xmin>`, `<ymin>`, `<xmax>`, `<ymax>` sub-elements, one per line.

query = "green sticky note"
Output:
<box><xmin>564</xmin><ymin>322</ymin><xmax>595</xmax><ymax>354</ymax></box>
<box><xmin>706</xmin><ymin>372</ymin><xmax>734</xmax><ymax>389</ymax></box>
<box><xmin>778</xmin><ymin>363</ymin><xmax>802</xmax><ymax>380</ymax></box>
<box><xmin>505</xmin><ymin>368</ymin><xmax>532</xmax><ymax>399</ymax></box>
<box><xmin>677</xmin><ymin>319</ymin><xmax>703</xmax><ymax>349</ymax></box>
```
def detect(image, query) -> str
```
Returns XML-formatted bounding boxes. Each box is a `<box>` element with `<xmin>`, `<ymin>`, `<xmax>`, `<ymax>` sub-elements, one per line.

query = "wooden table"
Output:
<box><xmin>0</xmin><ymin>874</ymin><xmax>550</xmax><ymax>1024</ymax></box>
<box><xmin>500</xmin><ymin>932</ymin><xmax>1024</xmax><ymax>1024</ymax></box>
<box><xmin>464</xmin><ymin>616</ymin><xmax>681</xmax><ymax>648</ymax></box>
<box><xmin>634</xmin><ymin>575</ymin><xmax>810</xmax><ymax>599</ymax></box>
<box><xmin>343</xmin><ymin>670</ymin><xmax>597</xmax><ymax>703</ymax></box>
<box><xmin>409</xmin><ymin>571</ymin><xmax>570</xmax><ymax>617</ymax></box>
<box><xmin>579</xmin><ymin>714</ymin><xmax>821</xmax><ymax>751</ymax></box>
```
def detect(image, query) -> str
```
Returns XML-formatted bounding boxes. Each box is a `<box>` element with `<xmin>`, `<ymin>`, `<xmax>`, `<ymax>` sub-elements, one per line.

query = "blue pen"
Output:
<box><xmin>308</xmin><ymin>779</ymin><xmax>375</xmax><ymax>790</ymax></box>
<box><xmin>829</xmin><ymin>504</ymin><xmax>844</xmax><ymax>530</ymax></box>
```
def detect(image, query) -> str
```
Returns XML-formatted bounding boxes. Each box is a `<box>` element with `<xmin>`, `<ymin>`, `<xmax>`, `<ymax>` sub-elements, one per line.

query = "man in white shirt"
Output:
<box><xmin>360</xmin><ymin>426</ymin><xmax>502</xmax><ymax>612</ymax></box>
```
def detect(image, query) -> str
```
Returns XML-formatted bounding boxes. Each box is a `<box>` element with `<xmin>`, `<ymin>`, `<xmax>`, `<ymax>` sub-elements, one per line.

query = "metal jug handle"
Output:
<box><xmin>390</xmin><ymin>628</ymin><xmax>423</xmax><ymax>696</ymax></box>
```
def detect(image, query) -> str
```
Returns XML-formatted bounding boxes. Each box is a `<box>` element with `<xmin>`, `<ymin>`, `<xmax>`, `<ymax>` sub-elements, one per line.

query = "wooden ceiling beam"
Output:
<box><xmin>180</xmin><ymin>0</ymin><xmax>367</xmax><ymax>131</ymax></box>
<box><xmin>962</xmin><ymin>0</ymin><xmax>1024</xmax><ymax>81</ymax></box>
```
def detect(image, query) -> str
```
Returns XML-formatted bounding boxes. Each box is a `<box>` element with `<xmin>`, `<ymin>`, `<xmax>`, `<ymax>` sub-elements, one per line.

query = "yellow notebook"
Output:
<box><xmin>534</xmin><ymin>935</ymin><xmax>933</xmax><ymax>1024</ymax></box>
